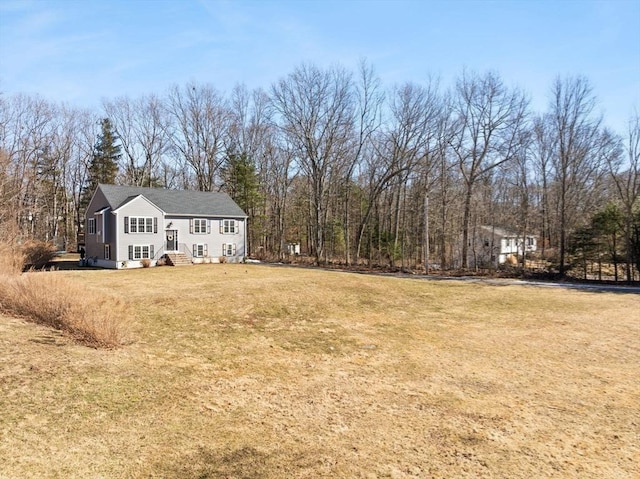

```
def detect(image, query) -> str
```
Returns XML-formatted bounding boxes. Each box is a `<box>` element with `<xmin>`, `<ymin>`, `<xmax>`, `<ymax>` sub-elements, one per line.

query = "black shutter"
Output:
<box><xmin>153</xmin><ymin>217</ymin><xmax>158</xmax><ymax>234</ymax></box>
<box><xmin>124</xmin><ymin>216</ymin><xmax>129</xmax><ymax>234</ymax></box>
<box><xmin>150</xmin><ymin>245</ymin><xmax>154</xmax><ymax>259</ymax></box>
<box><xmin>128</xmin><ymin>245</ymin><xmax>133</xmax><ymax>260</ymax></box>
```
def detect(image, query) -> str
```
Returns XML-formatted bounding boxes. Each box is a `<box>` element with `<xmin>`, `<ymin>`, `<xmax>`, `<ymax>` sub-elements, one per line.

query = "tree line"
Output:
<box><xmin>1</xmin><ymin>62</ymin><xmax>639</xmax><ymax>280</ymax></box>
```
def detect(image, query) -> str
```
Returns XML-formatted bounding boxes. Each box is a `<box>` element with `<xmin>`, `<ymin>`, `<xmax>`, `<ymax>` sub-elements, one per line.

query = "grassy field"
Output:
<box><xmin>0</xmin><ymin>264</ymin><xmax>638</xmax><ymax>479</ymax></box>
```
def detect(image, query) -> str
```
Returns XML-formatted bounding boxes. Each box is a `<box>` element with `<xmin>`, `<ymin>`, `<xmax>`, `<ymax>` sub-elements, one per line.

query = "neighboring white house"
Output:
<box><xmin>475</xmin><ymin>225</ymin><xmax>537</xmax><ymax>266</ymax></box>
<box><xmin>286</xmin><ymin>242</ymin><xmax>301</xmax><ymax>255</ymax></box>
<box><xmin>84</xmin><ymin>184</ymin><xmax>247</xmax><ymax>268</ymax></box>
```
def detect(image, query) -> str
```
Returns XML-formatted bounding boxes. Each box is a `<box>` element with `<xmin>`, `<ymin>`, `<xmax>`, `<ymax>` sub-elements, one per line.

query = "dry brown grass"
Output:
<box><xmin>0</xmin><ymin>239</ymin><xmax>58</xmax><ymax>272</ymax></box>
<box><xmin>0</xmin><ymin>272</ymin><xmax>132</xmax><ymax>348</ymax></box>
<box><xmin>0</xmin><ymin>245</ymin><xmax>131</xmax><ymax>348</ymax></box>
<box><xmin>0</xmin><ymin>264</ymin><xmax>638</xmax><ymax>478</ymax></box>
<box><xmin>0</xmin><ymin>241</ymin><xmax>24</xmax><ymax>275</ymax></box>
<box><xmin>20</xmin><ymin>240</ymin><xmax>57</xmax><ymax>270</ymax></box>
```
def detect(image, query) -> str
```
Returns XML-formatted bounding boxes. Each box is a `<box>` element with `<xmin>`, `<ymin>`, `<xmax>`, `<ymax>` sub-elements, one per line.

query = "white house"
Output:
<box><xmin>84</xmin><ymin>184</ymin><xmax>247</xmax><ymax>268</ymax></box>
<box><xmin>476</xmin><ymin>225</ymin><xmax>537</xmax><ymax>266</ymax></box>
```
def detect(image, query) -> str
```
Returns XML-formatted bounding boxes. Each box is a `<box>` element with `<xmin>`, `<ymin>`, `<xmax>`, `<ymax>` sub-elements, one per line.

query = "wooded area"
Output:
<box><xmin>1</xmin><ymin>63</ymin><xmax>639</xmax><ymax>280</ymax></box>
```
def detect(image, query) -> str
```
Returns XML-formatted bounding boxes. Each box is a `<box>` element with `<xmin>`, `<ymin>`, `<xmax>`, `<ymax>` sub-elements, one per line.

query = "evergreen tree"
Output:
<box><xmin>569</xmin><ymin>224</ymin><xmax>599</xmax><ymax>279</ymax></box>
<box><xmin>591</xmin><ymin>203</ymin><xmax>624</xmax><ymax>281</ymax></box>
<box><xmin>221</xmin><ymin>152</ymin><xmax>263</xmax><ymax>256</ymax></box>
<box><xmin>221</xmin><ymin>152</ymin><xmax>261</xmax><ymax>214</ymax></box>
<box><xmin>81</xmin><ymin>118</ymin><xmax>121</xmax><ymax>208</ymax></box>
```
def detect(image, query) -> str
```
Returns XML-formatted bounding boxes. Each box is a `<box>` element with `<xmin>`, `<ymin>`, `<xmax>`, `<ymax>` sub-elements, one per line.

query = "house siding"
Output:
<box><xmin>164</xmin><ymin>216</ymin><xmax>246</xmax><ymax>263</ymax></box>
<box><xmin>474</xmin><ymin>226</ymin><xmax>537</xmax><ymax>267</ymax></box>
<box><xmin>85</xmin><ymin>188</ymin><xmax>111</xmax><ymax>262</ymax></box>
<box><xmin>114</xmin><ymin>196</ymin><xmax>164</xmax><ymax>268</ymax></box>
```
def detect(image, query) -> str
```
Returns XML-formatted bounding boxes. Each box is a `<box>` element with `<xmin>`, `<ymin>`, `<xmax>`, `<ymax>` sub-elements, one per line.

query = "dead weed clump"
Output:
<box><xmin>21</xmin><ymin>240</ymin><xmax>57</xmax><ymax>270</ymax></box>
<box><xmin>0</xmin><ymin>273</ymin><xmax>132</xmax><ymax>348</ymax></box>
<box><xmin>0</xmin><ymin>240</ymin><xmax>57</xmax><ymax>272</ymax></box>
<box><xmin>0</xmin><ymin>241</ymin><xmax>25</xmax><ymax>275</ymax></box>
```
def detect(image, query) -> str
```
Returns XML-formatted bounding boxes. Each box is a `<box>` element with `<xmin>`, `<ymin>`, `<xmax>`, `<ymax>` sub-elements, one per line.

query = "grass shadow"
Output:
<box><xmin>157</xmin><ymin>446</ymin><xmax>275</xmax><ymax>479</ymax></box>
<box><xmin>48</xmin><ymin>253</ymin><xmax>102</xmax><ymax>271</ymax></box>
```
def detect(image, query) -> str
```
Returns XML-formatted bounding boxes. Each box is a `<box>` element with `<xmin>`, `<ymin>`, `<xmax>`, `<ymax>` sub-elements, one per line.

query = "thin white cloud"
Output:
<box><xmin>0</xmin><ymin>0</ymin><xmax>637</xmax><ymax>133</ymax></box>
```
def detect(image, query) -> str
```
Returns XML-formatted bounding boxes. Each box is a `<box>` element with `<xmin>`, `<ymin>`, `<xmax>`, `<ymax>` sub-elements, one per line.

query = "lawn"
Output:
<box><xmin>0</xmin><ymin>264</ymin><xmax>638</xmax><ymax>478</ymax></box>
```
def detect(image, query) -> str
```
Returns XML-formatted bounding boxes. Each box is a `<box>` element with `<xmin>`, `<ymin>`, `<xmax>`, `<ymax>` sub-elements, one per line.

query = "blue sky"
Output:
<box><xmin>1</xmin><ymin>0</ymin><xmax>639</xmax><ymax>135</ymax></box>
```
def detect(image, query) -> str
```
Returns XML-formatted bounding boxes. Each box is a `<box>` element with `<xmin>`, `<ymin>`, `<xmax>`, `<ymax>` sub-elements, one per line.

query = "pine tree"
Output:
<box><xmin>81</xmin><ymin>118</ymin><xmax>121</xmax><ymax>208</ymax></box>
<box><xmin>221</xmin><ymin>152</ymin><xmax>263</xmax><ymax>256</ymax></box>
<box><xmin>221</xmin><ymin>152</ymin><xmax>261</xmax><ymax>214</ymax></box>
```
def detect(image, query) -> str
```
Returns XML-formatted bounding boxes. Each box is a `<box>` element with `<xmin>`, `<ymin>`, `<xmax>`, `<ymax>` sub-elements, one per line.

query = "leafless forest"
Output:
<box><xmin>1</xmin><ymin>63</ymin><xmax>639</xmax><ymax>279</ymax></box>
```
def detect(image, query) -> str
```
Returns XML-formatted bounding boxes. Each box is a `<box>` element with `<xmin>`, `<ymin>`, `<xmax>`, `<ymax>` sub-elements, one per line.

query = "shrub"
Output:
<box><xmin>0</xmin><ymin>272</ymin><xmax>132</xmax><ymax>348</ymax></box>
<box><xmin>219</xmin><ymin>256</ymin><xmax>227</xmax><ymax>264</ymax></box>
<box><xmin>21</xmin><ymin>240</ymin><xmax>57</xmax><ymax>270</ymax></box>
<box><xmin>141</xmin><ymin>258</ymin><xmax>151</xmax><ymax>268</ymax></box>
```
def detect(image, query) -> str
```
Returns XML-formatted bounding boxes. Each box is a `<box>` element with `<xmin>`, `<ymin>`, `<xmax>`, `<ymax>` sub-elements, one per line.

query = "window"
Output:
<box><xmin>104</xmin><ymin>244</ymin><xmax>110</xmax><ymax>260</ymax></box>
<box><xmin>88</xmin><ymin>218</ymin><xmax>96</xmax><ymax>235</ymax></box>
<box><xmin>223</xmin><ymin>243</ymin><xmax>236</xmax><ymax>256</ymax></box>
<box><xmin>192</xmin><ymin>243</ymin><xmax>208</xmax><ymax>257</ymax></box>
<box><xmin>128</xmin><ymin>244</ymin><xmax>154</xmax><ymax>260</ymax></box>
<box><xmin>193</xmin><ymin>219</ymin><xmax>208</xmax><ymax>234</ymax></box>
<box><xmin>125</xmin><ymin>216</ymin><xmax>156</xmax><ymax>234</ymax></box>
<box><xmin>221</xmin><ymin>219</ymin><xmax>237</xmax><ymax>234</ymax></box>
<box><xmin>527</xmin><ymin>237</ymin><xmax>535</xmax><ymax>246</ymax></box>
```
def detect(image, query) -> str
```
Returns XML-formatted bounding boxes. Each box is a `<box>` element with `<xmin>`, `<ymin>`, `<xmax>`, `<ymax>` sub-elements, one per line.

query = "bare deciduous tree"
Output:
<box><xmin>0</xmin><ymin>94</ymin><xmax>56</xmax><ymax>238</ymax></box>
<box><xmin>448</xmin><ymin>71</ymin><xmax>528</xmax><ymax>268</ymax></box>
<box><xmin>65</xmin><ymin>108</ymin><xmax>98</xmax><ymax>248</ymax></box>
<box><xmin>606</xmin><ymin>113</ymin><xmax>638</xmax><ymax>281</ymax></box>
<box><xmin>271</xmin><ymin>64</ymin><xmax>355</xmax><ymax>263</ymax></box>
<box><xmin>341</xmin><ymin>60</ymin><xmax>384</xmax><ymax>265</ymax></box>
<box><xmin>104</xmin><ymin>94</ymin><xmax>169</xmax><ymax>187</ymax></box>
<box><xmin>531</xmin><ymin>113</ymin><xmax>556</xmax><ymax>256</ymax></box>
<box><xmin>548</xmin><ymin>76</ymin><xmax>607</xmax><ymax>275</ymax></box>
<box><xmin>166</xmin><ymin>82</ymin><xmax>230</xmax><ymax>191</ymax></box>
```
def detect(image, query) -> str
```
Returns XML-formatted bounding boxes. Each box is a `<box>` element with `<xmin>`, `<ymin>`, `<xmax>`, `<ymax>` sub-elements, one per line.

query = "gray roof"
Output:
<box><xmin>98</xmin><ymin>184</ymin><xmax>247</xmax><ymax>217</ymax></box>
<box><xmin>478</xmin><ymin>225</ymin><xmax>534</xmax><ymax>238</ymax></box>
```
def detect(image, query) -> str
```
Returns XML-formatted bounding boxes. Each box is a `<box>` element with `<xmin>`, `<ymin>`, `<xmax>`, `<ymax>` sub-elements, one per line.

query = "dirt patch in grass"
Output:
<box><xmin>0</xmin><ymin>264</ymin><xmax>638</xmax><ymax>478</ymax></box>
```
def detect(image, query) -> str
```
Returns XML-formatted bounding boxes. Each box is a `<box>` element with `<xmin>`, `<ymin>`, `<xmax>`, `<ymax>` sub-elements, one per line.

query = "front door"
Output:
<box><xmin>166</xmin><ymin>230</ymin><xmax>178</xmax><ymax>251</ymax></box>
